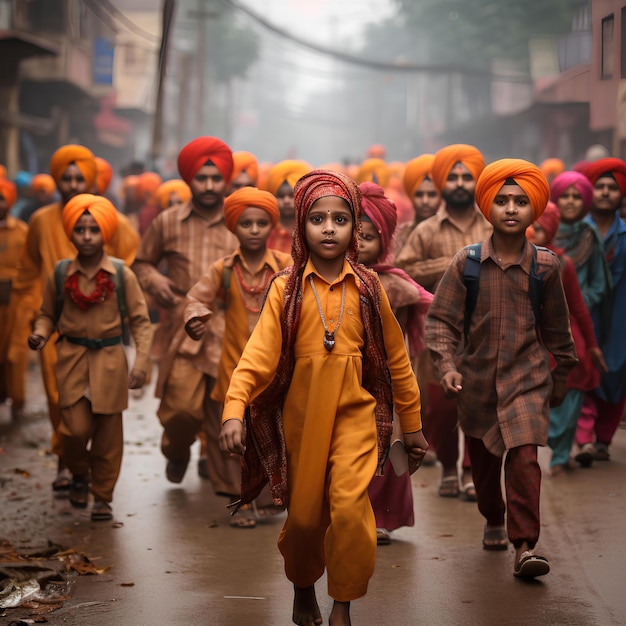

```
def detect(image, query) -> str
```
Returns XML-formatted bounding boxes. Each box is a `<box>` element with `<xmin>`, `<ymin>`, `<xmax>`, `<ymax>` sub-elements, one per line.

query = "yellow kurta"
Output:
<box><xmin>0</xmin><ymin>216</ymin><xmax>28</xmax><ymax>407</ymax></box>
<box><xmin>223</xmin><ymin>259</ymin><xmax>421</xmax><ymax>601</ymax></box>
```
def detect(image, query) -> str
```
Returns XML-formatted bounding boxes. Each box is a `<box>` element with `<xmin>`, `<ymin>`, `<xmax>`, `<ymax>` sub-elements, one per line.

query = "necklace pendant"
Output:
<box><xmin>324</xmin><ymin>332</ymin><xmax>335</xmax><ymax>352</ymax></box>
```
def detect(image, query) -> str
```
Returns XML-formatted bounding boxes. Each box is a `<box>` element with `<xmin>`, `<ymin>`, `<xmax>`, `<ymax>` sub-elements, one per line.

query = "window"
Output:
<box><xmin>602</xmin><ymin>14</ymin><xmax>615</xmax><ymax>79</ymax></box>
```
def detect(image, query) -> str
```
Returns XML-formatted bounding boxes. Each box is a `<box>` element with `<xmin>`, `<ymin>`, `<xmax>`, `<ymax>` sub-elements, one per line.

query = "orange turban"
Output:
<box><xmin>95</xmin><ymin>157</ymin><xmax>113</xmax><ymax>194</ymax></box>
<box><xmin>430</xmin><ymin>144</ymin><xmax>485</xmax><ymax>191</ymax></box>
<box><xmin>177</xmin><ymin>136</ymin><xmax>233</xmax><ymax>185</ymax></box>
<box><xmin>475</xmin><ymin>159</ymin><xmax>550</xmax><ymax>223</ymax></box>
<box><xmin>62</xmin><ymin>193</ymin><xmax>119</xmax><ymax>243</ymax></box>
<box><xmin>0</xmin><ymin>165</ymin><xmax>6</xmax><ymax>178</ymax></box>
<box><xmin>367</xmin><ymin>144</ymin><xmax>386</xmax><ymax>159</ymax></box>
<box><xmin>223</xmin><ymin>187</ymin><xmax>279</xmax><ymax>232</ymax></box>
<box><xmin>355</xmin><ymin>158</ymin><xmax>390</xmax><ymax>188</ymax></box>
<box><xmin>580</xmin><ymin>157</ymin><xmax>626</xmax><ymax>195</ymax></box>
<box><xmin>540</xmin><ymin>158</ymin><xmax>565</xmax><ymax>178</ymax></box>
<box><xmin>153</xmin><ymin>179</ymin><xmax>191</xmax><ymax>211</ymax></box>
<box><xmin>137</xmin><ymin>172</ymin><xmax>162</xmax><ymax>202</ymax></box>
<box><xmin>265</xmin><ymin>160</ymin><xmax>311</xmax><ymax>196</ymax></box>
<box><xmin>49</xmin><ymin>145</ymin><xmax>97</xmax><ymax>188</ymax></box>
<box><xmin>403</xmin><ymin>154</ymin><xmax>435</xmax><ymax>197</ymax></box>
<box><xmin>31</xmin><ymin>173</ymin><xmax>56</xmax><ymax>195</ymax></box>
<box><xmin>0</xmin><ymin>178</ymin><xmax>17</xmax><ymax>208</ymax></box>
<box><xmin>232</xmin><ymin>151</ymin><xmax>259</xmax><ymax>184</ymax></box>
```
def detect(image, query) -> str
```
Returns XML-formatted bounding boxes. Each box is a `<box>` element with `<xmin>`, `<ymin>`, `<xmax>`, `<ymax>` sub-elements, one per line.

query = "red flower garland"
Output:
<box><xmin>65</xmin><ymin>269</ymin><xmax>115</xmax><ymax>310</ymax></box>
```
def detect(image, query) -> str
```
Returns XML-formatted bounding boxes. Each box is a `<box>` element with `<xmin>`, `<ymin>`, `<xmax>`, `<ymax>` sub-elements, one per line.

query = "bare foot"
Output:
<box><xmin>329</xmin><ymin>600</ymin><xmax>351</xmax><ymax>626</ymax></box>
<box><xmin>293</xmin><ymin>585</ymin><xmax>322</xmax><ymax>626</ymax></box>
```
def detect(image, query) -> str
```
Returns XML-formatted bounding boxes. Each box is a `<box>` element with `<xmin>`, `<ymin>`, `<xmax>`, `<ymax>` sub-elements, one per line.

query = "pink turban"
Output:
<box><xmin>62</xmin><ymin>193</ymin><xmax>119</xmax><ymax>243</ymax></box>
<box><xmin>431</xmin><ymin>144</ymin><xmax>485</xmax><ymax>191</ymax></box>
<box><xmin>580</xmin><ymin>158</ymin><xmax>626</xmax><ymax>196</ymax></box>
<box><xmin>49</xmin><ymin>145</ymin><xmax>97</xmax><ymax>188</ymax></box>
<box><xmin>177</xmin><ymin>137</ymin><xmax>234</xmax><ymax>185</ymax></box>
<box><xmin>550</xmin><ymin>171</ymin><xmax>594</xmax><ymax>211</ymax></box>
<box><xmin>223</xmin><ymin>187</ymin><xmax>279</xmax><ymax>232</ymax></box>
<box><xmin>359</xmin><ymin>182</ymin><xmax>397</xmax><ymax>263</ymax></box>
<box><xmin>475</xmin><ymin>159</ymin><xmax>550</xmax><ymax>223</ymax></box>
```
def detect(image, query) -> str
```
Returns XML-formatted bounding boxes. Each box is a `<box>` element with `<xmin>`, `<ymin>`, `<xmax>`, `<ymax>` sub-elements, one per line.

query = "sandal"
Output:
<box><xmin>438</xmin><ymin>476</ymin><xmax>460</xmax><ymax>498</ymax></box>
<box><xmin>52</xmin><ymin>467</ymin><xmax>72</xmax><ymax>492</ymax></box>
<box><xmin>513</xmin><ymin>550</ymin><xmax>550</xmax><ymax>578</ymax></box>
<box><xmin>69</xmin><ymin>477</ymin><xmax>89</xmax><ymax>509</ymax></box>
<box><xmin>91</xmin><ymin>500</ymin><xmax>113</xmax><ymax>522</ymax></box>
<box><xmin>376</xmin><ymin>529</ymin><xmax>391</xmax><ymax>545</ymax></box>
<box><xmin>482</xmin><ymin>524</ymin><xmax>509</xmax><ymax>551</ymax></box>
<box><xmin>229</xmin><ymin>504</ymin><xmax>257</xmax><ymax>529</ymax></box>
<box><xmin>461</xmin><ymin>482</ymin><xmax>477</xmax><ymax>502</ymax></box>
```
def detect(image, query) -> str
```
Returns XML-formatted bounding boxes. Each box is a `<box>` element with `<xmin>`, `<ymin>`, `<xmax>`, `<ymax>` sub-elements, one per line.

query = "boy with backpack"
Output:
<box><xmin>28</xmin><ymin>194</ymin><xmax>152</xmax><ymax>521</ymax></box>
<box><xmin>425</xmin><ymin>159</ymin><xmax>577</xmax><ymax>578</ymax></box>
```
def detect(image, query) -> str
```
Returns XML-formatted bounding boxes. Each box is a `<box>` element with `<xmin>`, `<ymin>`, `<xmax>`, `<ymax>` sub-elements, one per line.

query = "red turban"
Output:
<box><xmin>31</xmin><ymin>173</ymin><xmax>56</xmax><ymax>195</ymax></box>
<box><xmin>265</xmin><ymin>160</ymin><xmax>311</xmax><ymax>196</ymax></box>
<box><xmin>359</xmin><ymin>182</ymin><xmax>397</xmax><ymax>263</ymax></box>
<box><xmin>49</xmin><ymin>145</ymin><xmax>97</xmax><ymax>188</ymax></box>
<box><xmin>534</xmin><ymin>201</ymin><xmax>560</xmax><ymax>243</ymax></box>
<box><xmin>403</xmin><ymin>154</ymin><xmax>435</xmax><ymax>197</ymax></box>
<box><xmin>367</xmin><ymin>144</ymin><xmax>386</xmax><ymax>159</ymax></box>
<box><xmin>62</xmin><ymin>193</ymin><xmax>119</xmax><ymax>244</ymax></box>
<box><xmin>95</xmin><ymin>157</ymin><xmax>113</xmax><ymax>194</ymax></box>
<box><xmin>580</xmin><ymin>157</ymin><xmax>626</xmax><ymax>196</ymax></box>
<box><xmin>223</xmin><ymin>187</ymin><xmax>279</xmax><ymax>233</ymax></box>
<box><xmin>137</xmin><ymin>172</ymin><xmax>162</xmax><ymax>201</ymax></box>
<box><xmin>431</xmin><ymin>144</ymin><xmax>485</xmax><ymax>191</ymax></box>
<box><xmin>293</xmin><ymin>169</ymin><xmax>362</xmax><ymax>264</ymax></box>
<box><xmin>153</xmin><ymin>180</ymin><xmax>192</xmax><ymax>211</ymax></box>
<box><xmin>540</xmin><ymin>158</ymin><xmax>565</xmax><ymax>178</ymax></box>
<box><xmin>177</xmin><ymin>136</ymin><xmax>234</xmax><ymax>185</ymax></box>
<box><xmin>0</xmin><ymin>178</ymin><xmax>17</xmax><ymax>208</ymax></box>
<box><xmin>356</xmin><ymin>158</ymin><xmax>390</xmax><ymax>188</ymax></box>
<box><xmin>475</xmin><ymin>159</ymin><xmax>550</xmax><ymax>223</ymax></box>
<box><xmin>232</xmin><ymin>151</ymin><xmax>259</xmax><ymax>184</ymax></box>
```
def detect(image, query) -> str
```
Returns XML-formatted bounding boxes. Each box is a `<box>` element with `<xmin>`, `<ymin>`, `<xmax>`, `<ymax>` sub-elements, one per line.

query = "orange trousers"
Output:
<box><xmin>39</xmin><ymin>336</ymin><xmax>64</xmax><ymax>458</ymax></box>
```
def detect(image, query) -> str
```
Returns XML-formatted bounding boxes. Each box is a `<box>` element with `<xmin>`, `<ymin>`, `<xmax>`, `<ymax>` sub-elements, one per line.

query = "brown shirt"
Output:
<box><xmin>33</xmin><ymin>254</ymin><xmax>153</xmax><ymax>413</ymax></box>
<box><xmin>395</xmin><ymin>206</ymin><xmax>493</xmax><ymax>292</ymax></box>
<box><xmin>424</xmin><ymin>238</ymin><xmax>577</xmax><ymax>456</ymax></box>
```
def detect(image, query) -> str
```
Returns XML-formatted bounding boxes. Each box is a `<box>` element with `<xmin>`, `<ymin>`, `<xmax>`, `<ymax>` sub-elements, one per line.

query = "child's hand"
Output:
<box><xmin>550</xmin><ymin>378</ymin><xmax>568</xmax><ymax>407</ymax></box>
<box><xmin>440</xmin><ymin>371</ymin><xmax>463</xmax><ymax>398</ymax></box>
<box><xmin>589</xmin><ymin>347</ymin><xmax>608</xmax><ymax>374</ymax></box>
<box><xmin>128</xmin><ymin>368</ymin><xmax>146</xmax><ymax>389</ymax></box>
<box><xmin>403</xmin><ymin>430</ymin><xmax>429</xmax><ymax>474</ymax></box>
<box><xmin>220</xmin><ymin>418</ymin><xmax>245</xmax><ymax>455</ymax></box>
<box><xmin>152</xmin><ymin>275</ymin><xmax>180</xmax><ymax>309</ymax></box>
<box><xmin>185</xmin><ymin>318</ymin><xmax>205</xmax><ymax>340</ymax></box>
<box><xmin>28</xmin><ymin>334</ymin><xmax>46</xmax><ymax>351</ymax></box>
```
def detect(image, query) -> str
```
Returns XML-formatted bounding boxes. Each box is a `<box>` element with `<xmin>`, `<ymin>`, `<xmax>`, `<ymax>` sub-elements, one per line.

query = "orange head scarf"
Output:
<box><xmin>137</xmin><ymin>172</ymin><xmax>162</xmax><ymax>203</ymax></box>
<box><xmin>62</xmin><ymin>193</ymin><xmax>119</xmax><ymax>243</ymax></box>
<box><xmin>152</xmin><ymin>179</ymin><xmax>191</xmax><ymax>211</ymax></box>
<box><xmin>540</xmin><ymin>158</ymin><xmax>565</xmax><ymax>179</ymax></box>
<box><xmin>580</xmin><ymin>157</ymin><xmax>626</xmax><ymax>195</ymax></box>
<box><xmin>232</xmin><ymin>151</ymin><xmax>259</xmax><ymax>185</ymax></box>
<box><xmin>265</xmin><ymin>160</ymin><xmax>311</xmax><ymax>196</ymax></box>
<box><xmin>223</xmin><ymin>187</ymin><xmax>279</xmax><ymax>232</ymax></box>
<box><xmin>403</xmin><ymin>154</ymin><xmax>435</xmax><ymax>197</ymax></box>
<box><xmin>475</xmin><ymin>159</ymin><xmax>550</xmax><ymax>223</ymax></box>
<box><xmin>430</xmin><ymin>144</ymin><xmax>485</xmax><ymax>191</ymax></box>
<box><xmin>94</xmin><ymin>157</ymin><xmax>113</xmax><ymax>194</ymax></box>
<box><xmin>49</xmin><ymin>145</ymin><xmax>97</xmax><ymax>188</ymax></box>
<box><xmin>367</xmin><ymin>144</ymin><xmax>386</xmax><ymax>159</ymax></box>
<box><xmin>356</xmin><ymin>158</ymin><xmax>390</xmax><ymax>188</ymax></box>
<box><xmin>0</xmin><ymin>178</ymin><xmax>17</xmax><ymax>208</ymax></box>
<box><xmin>177</xmin><ymin>136</ymin><xmax>234</xmax><ymax>185</ymax></box>
<box><xmin>31</xmin><ymin>173</ymin><xmax>56</xmax><ymax>195</ymax></box>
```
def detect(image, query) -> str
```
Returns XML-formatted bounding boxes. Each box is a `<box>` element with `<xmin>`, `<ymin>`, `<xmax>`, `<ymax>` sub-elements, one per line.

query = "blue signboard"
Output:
<box><xmin>93</xmin><ymin>38</ymin><xmax>114</xmax><ymax>85</ymax></box>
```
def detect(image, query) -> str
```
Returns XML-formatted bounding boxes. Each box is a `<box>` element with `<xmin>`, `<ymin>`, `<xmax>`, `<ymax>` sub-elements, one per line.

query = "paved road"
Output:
<box><xmin>1</xmin><ymin>370</ymin><xmax>625</xmax><ymax>625</ymax></box>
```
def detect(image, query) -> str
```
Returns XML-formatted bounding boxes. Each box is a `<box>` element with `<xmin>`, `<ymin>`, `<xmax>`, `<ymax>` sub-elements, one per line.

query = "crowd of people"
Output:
<box><xmin>1</xmin><ymin>140</ymin><xmax>625</xmax><ymax>626</ymax></box>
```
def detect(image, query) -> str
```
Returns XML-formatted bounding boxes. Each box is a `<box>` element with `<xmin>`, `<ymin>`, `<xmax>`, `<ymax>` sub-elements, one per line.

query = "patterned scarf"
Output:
<box><xmin>238</xmin><ymin>170</ymin><xmax>394</xmax><ymax>507</ymax></box>
<box><xmin>553</xmin><ymin>221</ymin><xmax>600</xmax><ymax>270</ymax></box>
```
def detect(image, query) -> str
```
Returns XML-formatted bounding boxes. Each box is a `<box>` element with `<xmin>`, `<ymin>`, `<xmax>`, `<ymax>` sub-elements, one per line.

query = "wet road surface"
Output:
<box><xmin>1</xmin><ymin>367</ymin><xmax>625</xmax><ymax>625</ymax></box>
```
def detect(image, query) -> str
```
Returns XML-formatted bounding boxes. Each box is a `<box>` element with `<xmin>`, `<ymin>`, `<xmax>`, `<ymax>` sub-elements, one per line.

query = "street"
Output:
<box><xmin>1</xmin><ymin>366</ymin><xmax>625</xmax><ymax>626</ymax></box>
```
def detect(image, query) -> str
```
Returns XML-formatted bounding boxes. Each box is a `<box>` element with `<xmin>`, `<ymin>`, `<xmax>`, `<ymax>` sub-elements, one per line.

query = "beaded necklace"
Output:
<box><xmin>234</xmin><ymin>263</ymin><xmax>273</xmax><ymax>314</ymax></box>
<box><xmin>309</xmin><ymin>275</ymin><xmax>346</xmax><ymax>352</ymax></box>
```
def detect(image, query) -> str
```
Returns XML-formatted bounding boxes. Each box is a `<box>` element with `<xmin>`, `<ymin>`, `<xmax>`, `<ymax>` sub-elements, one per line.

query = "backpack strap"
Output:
<box><xmin>462</xmin><ymin>243</ymin><xmax>482</xmax><ymax>339</ymax></box>
<box><xmin>528</xmin><ymin>244</ymin><xmax>543</xmax><ymax>326</ymax></box>
<box><xmin>53</xmin><ymin>259</ymin><xmax>72</xmax><ymax>325</ymax></box>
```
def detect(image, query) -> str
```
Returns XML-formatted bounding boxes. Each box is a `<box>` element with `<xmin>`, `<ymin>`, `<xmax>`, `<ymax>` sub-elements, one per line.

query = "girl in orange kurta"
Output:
<box><xmin>184</xmin><ymin>187</ymin><xmax>291</xmax><ymax>527</ymax></box>
<box><xmin>29</xmin><ymin>194</ymin><xmax>152</xmax><ymax>522</ymax></box>
<box><xmin>220</xmin><ymin>170</ymin><xmax>428</xmax><ymax>626</ymax></box>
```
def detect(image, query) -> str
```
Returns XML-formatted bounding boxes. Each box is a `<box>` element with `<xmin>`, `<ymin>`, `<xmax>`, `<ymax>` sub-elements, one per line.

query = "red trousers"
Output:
<box><xmin>467</xmin><ymin>437</ymin><xmax>541</xmax><ymax>549</ymax></box>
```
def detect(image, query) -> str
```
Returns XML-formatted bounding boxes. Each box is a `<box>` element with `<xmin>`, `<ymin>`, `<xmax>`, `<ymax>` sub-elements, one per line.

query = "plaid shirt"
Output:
<box><xmin>396</xmin><ymin>206</ymin><xmax>492</xmax><ymax>291</ymax></box>
<box><xmin>425</xmin><ymin>238</ymin><xmax>577</xmax><ymax>456</ymax></box>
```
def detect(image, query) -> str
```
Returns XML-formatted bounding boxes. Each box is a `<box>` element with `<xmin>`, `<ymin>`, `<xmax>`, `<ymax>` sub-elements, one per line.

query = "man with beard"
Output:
<box><xmin>132</xmin><ymin>137</ymin><xmax>240</xmax><ymax>492</ymax></box>
<box><xmin>396</xmin><ymin>144</ymin><xmax>492</xmax><ymax>507</ymax></box>
<box><xmin>9</xmin><ymin>144</ymin><xmax>139</xmax><ymax>490</ymax></box>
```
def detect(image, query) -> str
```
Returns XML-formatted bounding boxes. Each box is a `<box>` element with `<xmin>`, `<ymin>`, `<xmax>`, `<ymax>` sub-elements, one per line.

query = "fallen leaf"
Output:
<box><xmin>14</xmin><ymin>468</ymin><xmax>31</xmax><ymax>477</ymax></box>
<box><xmin>120</xmin><ymin>582</ymin><xmax>135</xmax><ymax>587</ymax></box>
<box><xmin>112</xmin><ymin>522</ymin><xmax>124</xmax><ymax>529</ymax></box>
